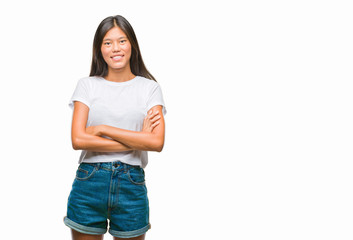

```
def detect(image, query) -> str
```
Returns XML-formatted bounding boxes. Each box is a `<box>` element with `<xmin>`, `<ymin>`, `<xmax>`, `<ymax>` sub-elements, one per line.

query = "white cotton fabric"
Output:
<box><xmin>69</xmin><ymin>76</ymin><xmax>166</xmax><ymax>168</ymax></box>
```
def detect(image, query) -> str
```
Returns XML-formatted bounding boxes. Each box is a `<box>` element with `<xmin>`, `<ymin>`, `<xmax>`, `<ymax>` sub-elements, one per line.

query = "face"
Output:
<box><xmin>101</xmin><ymin>27</ymin><xmax>132</xmax><ymax>72</ymax></box>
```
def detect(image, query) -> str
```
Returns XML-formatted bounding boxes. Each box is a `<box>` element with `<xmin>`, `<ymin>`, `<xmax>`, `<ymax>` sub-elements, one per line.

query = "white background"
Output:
<box><xmin>0</xmin><ymin>0</ymin><xmax>352</xmax><ymax>239</ymax></box>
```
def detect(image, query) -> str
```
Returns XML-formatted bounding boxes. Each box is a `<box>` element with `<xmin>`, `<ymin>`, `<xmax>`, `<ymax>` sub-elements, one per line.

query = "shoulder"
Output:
<box><xmin>76</xmin><ymin>76</ymin><xmax>103</xmax><ymax>88</ymax></box>
<box><xmin>135</xmin><ymin>76</ymin><xmax>161</xmax><ymax>89</ymax></box>
<box><xmin>135</xmin><ymin>76</ymin><xmax>158</xmax><ymax>85</ymax></box>
<box><xmin>78</xmin><ymin>76</ymin><xmax>101</xmax><ymax>83</ymax></box>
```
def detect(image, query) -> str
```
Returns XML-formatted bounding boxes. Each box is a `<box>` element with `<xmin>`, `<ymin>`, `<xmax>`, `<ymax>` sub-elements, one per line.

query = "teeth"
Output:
<box><xmin>112</xmin><ymin>56</ymin><xmax>122</xmax><ymax>60</ymax></box>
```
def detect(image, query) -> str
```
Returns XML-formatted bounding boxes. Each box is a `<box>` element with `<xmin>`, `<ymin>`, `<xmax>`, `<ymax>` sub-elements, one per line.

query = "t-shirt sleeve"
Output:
<box><xmin>68</xmin><ymin>78</ymin><xmax>91</xmax><ymax>109</ymax></box>
<box><xmin>146</xmin><ymin>83</ymin><xmax>167</xmax><ymax>115</ymax></box>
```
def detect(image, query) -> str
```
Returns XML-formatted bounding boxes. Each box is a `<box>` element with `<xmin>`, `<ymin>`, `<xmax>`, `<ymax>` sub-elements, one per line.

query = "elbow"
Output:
<box><xmin>153</xmin><ymin>146</ymin><xmax>163</xmax><ymax>152</ymax></box>
<box><xmin>72</xmin><ymin>137</ymin><xmax>83</xmax><ymax>150</ymax></box>
<box><xmin>151</xmin><ymin>140</ymin><xmax>164</xmax><ymax>152</ymax></box>
<box><xmin>153</xmin><ymin>134</ymin><xmax>165</xmax><ymax>152</ymax></box>
<box><xmin>156</xmin><ymin>143</ymin><xmax>164</xmax><ymax>152</ymax></box>
<box><xmin>72</xmin><ymin>143</ymin><xmax>80</xmax><ymax>150</ymax></box>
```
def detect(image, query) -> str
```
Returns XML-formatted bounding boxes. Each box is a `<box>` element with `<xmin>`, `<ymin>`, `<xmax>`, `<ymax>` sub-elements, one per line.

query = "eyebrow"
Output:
<box><xmin>103</xmin><ymin>36</ymin><xmax>127</xmax><ymax>41</ymax></box>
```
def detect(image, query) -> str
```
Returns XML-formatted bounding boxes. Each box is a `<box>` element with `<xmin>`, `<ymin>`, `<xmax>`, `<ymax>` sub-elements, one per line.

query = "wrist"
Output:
<box><xmin>99</xmin><ymin>125</ymin><xmax>107</xmax><ymax>136</ymax></box>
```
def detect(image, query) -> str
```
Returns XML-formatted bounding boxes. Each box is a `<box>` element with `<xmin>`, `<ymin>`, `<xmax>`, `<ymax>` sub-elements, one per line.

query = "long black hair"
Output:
<box><xmin>90</xmin><ymin>15</ymin><xmax>156</xmax><ymax>81</ymax></box>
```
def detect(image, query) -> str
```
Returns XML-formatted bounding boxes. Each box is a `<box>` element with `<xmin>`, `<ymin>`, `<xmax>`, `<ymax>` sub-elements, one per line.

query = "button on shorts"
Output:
<box><xmin>64</xmin><ymin>161</ymin><xmax>150</xmax><ymax>238</ymax></box>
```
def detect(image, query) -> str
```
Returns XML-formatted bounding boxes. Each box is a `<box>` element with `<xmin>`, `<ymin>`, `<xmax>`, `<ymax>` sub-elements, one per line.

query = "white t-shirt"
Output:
<box><xmin>69</xmin><ymin>75</ymin><xmax>166</xmax><ymax>168</ymax></box>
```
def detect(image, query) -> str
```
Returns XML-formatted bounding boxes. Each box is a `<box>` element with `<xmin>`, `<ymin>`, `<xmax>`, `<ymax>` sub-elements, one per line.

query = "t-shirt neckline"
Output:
<box><xmin>98</xmin><ymin>76</ymin><xmax>139</xmax><ymax>86</ymax></box>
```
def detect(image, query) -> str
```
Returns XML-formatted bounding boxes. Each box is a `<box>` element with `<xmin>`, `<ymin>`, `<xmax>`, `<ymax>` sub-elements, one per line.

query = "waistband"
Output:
<box><xmin>80</xmin><ymin>161</ymin><xmax>141</xmax><ymax>171</ymax></box>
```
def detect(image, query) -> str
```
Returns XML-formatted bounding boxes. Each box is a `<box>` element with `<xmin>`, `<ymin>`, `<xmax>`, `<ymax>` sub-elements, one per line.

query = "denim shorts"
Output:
<box><xmin>64</xmin><ymin>161</ymin><xmax>150</xmax><ymax>238</ymax></box>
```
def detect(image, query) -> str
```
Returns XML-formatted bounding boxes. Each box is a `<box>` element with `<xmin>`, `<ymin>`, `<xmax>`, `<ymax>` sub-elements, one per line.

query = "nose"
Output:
<box><xmin>112</xmin><ymin>42</ymin><xmax>120</xmax><ymax>52</ymax></box>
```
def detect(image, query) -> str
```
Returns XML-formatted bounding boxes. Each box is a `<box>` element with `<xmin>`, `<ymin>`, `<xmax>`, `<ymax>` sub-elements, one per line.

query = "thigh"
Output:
<box><xmin>71</xmin><ymin>229</ymin><xmax>104</xmax><ymax>240</ymax></box>
<box><xmin>110</xmin><ymin>166</ymin><xmax>149</xmax><ymax>232</ymax></box>
<box><xmin>109</xmin><ymin>166</ymin><xmax>150</xmax><ymax>238</ymax></box>
<box><xmin>114</xmin><ymin>234</ymin><xmax>145</xmax><ymax>240</ymax></box>
<box><xmin>65</xmin><ymin>164</ymin><xmax>110</xmax><ymax>235</ymax></box>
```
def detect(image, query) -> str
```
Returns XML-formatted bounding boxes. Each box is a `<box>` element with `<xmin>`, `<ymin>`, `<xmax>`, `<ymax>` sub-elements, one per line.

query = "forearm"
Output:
<box><xmin>99</xmin><ymin>125</ymin><xmax>164</xmax><ymax>152</ymax></box>
<box><xmin>72</xmin><ymin>133</ymin><xmax>132</xmax><ymax>152</ymax></box>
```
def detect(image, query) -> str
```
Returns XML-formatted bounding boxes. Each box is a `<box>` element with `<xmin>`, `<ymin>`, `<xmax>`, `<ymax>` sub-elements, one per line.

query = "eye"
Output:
<box><xmin>103</xmin><ymin>42</ymin><xmax>111</xmax><ymax>46</ymax></box>
<box><xmin>120</xmin><ymin>40</ymin><xmax>127</xmax><ymax>44</ymax></box>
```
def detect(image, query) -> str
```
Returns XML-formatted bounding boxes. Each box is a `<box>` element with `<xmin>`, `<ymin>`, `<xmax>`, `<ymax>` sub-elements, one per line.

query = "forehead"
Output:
<box><xmin>103</xmin><ymin>27</ymin><xmax>127</xmax><ymax>40</ymax></box>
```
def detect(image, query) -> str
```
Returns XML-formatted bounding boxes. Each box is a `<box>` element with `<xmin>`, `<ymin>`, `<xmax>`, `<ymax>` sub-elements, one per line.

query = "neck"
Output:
<box><xmin>105</xmin><ymin>67</ymin><xmax>136</xmax><ymax>82</ymax></box>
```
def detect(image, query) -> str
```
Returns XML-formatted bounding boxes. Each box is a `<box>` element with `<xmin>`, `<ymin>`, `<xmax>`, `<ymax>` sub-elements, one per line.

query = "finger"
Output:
<box><xmin>150</xmin><ymin>114</ymin><xmax>161</xmax><ymax>123</ymax></box>
<box><xmin>151</xmin><ymin>121</ymin><xmax>160</xmax><ymax>129</ymax></box>
<box><xmin>148</xmin><ymin>110</ymin><xmax>159</xmax><ymax>119</ymax></box>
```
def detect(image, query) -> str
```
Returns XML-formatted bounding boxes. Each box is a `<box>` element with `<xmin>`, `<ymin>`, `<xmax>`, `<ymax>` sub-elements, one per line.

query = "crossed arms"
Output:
<box><xmin>71</xmin><ymin>101</ymin><xmax>165</xmax><ymax>152</ymax></box>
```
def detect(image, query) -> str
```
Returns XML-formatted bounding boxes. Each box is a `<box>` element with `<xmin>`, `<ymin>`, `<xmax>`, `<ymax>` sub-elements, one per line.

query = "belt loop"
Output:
<box><xmin>96</xmin><ymin>163</ymin><xmax>101</xmax><ymax>170</ymax></box>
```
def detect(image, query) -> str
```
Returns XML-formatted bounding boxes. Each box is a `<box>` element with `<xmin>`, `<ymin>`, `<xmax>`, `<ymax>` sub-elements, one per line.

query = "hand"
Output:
<box><xmin>86</xmin><ymin>125</ymin><xmax>102</xmax><ymax>136</ymax></box>
<box><xmin>142</xmin><ymin>110</ymin><xmax>161</xmax><ymax>133</ymax></box>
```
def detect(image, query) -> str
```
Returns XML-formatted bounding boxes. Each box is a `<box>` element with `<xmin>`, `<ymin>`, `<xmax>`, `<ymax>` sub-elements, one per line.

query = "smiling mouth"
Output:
<box><xmin>111</xmin><ymin>55</ymin><xmax>123</xmax><ymax>61</ymax></box>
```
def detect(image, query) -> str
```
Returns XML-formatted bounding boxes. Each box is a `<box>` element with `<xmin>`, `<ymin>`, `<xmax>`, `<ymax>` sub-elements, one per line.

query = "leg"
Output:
<box><xmin>113</xmin><ymin>234</ymin><xmax>145</xmax><ymax>240</ymax></box>
<box><xmin>71</xmin><ymin>229</ymin><xmax>104</xmax><ymax>240</ymax></box>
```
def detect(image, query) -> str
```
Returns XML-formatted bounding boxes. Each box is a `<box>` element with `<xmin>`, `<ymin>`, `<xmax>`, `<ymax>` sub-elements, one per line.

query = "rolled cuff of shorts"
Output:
<box><xmin>109</xmin><ymin>224</ymin><xmax>151</xmax><ymax>238</ymax></box>
<box><xmin>63</xmin><ymin>217</ymin><xmax>107</xmax><ymax>235</ymax></box>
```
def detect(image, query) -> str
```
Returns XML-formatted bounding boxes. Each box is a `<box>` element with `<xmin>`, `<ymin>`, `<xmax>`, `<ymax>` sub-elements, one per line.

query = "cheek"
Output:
<box><xmin>123</xmin><ymin>45</ymin><xmax>132</xmax><ymax>57</ymax></box>
<box><xmin>101</xmin><ymin>47</ymin><xmax>110</xmax><ymax>61</ymax></box>
<box><xmin>125</xmin><ymin>50</ymin><xmax>132</xmax><ymax>62</ymax></box>
<box><xmin>101</xmin><ymin>47</ymin><xmax>109</xmax><ymax>60</ymax></box>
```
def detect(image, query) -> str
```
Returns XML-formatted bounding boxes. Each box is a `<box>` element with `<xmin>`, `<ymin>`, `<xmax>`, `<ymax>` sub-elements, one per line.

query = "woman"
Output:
<box><xmin>64</xmin><ymin>15</ymin><xmax>166</xmax><ymax>240</ymax></box>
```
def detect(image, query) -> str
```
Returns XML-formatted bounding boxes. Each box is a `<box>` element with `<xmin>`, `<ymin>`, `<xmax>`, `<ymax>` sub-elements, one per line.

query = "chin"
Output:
<box><xmin>110</xmin><ymin>65</ymin><xmax>129</xmax><ymax>72</ymax></box>
<box><xmin>110</xmin><ymin>62</ymin><xmax>127</xmax><ymax>69</ymax></box>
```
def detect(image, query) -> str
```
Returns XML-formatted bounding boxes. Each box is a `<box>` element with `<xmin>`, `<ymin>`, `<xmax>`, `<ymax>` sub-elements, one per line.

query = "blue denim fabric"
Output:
<box><xmin>64</xmin><ymin>161</ymin><xmax>150</xmax><ymax>238</ymax></box>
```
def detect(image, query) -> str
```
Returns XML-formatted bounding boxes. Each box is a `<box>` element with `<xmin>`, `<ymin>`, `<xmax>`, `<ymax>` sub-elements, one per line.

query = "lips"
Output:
<box><xmin>111</xmin><ymin>55</ymin><xmax>123</xmax><ymax>61</ymax></box>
